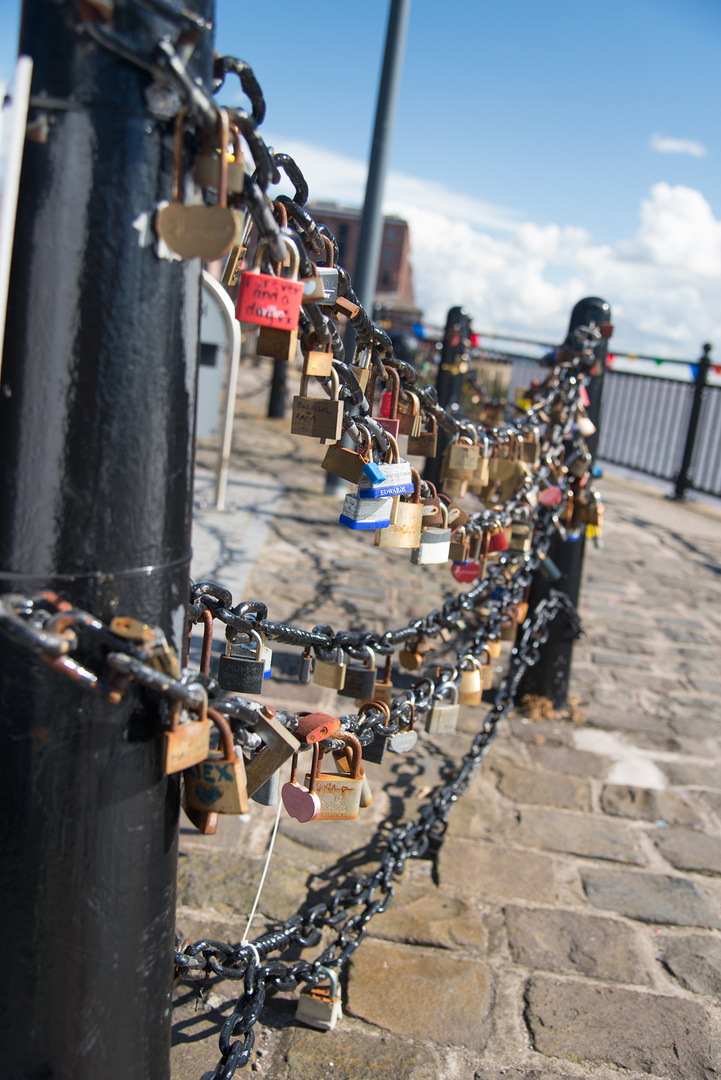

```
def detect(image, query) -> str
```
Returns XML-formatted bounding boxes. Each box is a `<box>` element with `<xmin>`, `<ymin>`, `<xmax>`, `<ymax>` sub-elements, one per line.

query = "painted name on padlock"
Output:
<box><xmin>237</xmin><ymin>277</ymin><xmax>304</xmax><ymax>330</ymax></box>
<box><xmin>186</xmin><ymin>761</ymin><xmax>237</xmax><ymax>784</ymax></box>
<box><xmin>358</xmin><ymin>482</ymin><xmax>413</xmax><ymax>499</ymax></box>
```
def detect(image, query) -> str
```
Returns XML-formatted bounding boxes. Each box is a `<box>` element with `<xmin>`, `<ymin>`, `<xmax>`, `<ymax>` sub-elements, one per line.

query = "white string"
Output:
<box><xmin>240</xmin><ymin>796</ymin><xmax>283</xmax><ymax>947</ymax></box>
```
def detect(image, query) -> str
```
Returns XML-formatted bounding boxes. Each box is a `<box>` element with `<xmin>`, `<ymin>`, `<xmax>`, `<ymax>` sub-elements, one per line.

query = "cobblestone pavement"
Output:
<box><xmin>173</xmin><ymin>364</ymin><xmax>721</xmax><ymax>1080</ymax></box>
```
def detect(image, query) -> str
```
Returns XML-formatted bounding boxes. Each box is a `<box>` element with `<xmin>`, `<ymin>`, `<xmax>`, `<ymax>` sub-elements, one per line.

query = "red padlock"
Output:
<box><xmin>236</xmin><ymin>235</ymin><xmax>304</xmax><ymax>332</ymax></box>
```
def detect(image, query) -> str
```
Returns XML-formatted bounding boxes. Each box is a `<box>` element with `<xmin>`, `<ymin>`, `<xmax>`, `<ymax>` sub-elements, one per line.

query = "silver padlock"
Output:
<box><xmin>339</xmin><ymin>491</ymin><xmax>393</xmax><ymax>531</ymax></box>
<box><xmin>251</xmin><ymin>768</ymin><xmax>281</xmax><ymax>805</ymax></box>
<box><xmin>411</xmin><ymin>502</ymin><xmax>451</xmax><ymax>565</ymax></box>
<box><xmin>217</xmin><ymin>629</ymin><xmax>266</xmax><ymax>693</ymax></box>
<box><xmin>388</xmin><ymin>700</ymin><xmax>418</xmax><ymax>753</ymax></box>
<box><xmin>338</xmin><ymin>645</ymin><xmax>377</xmax><ymax>700</ymax></box>
<box><xmin>295</xmin><ymin>966</ymin><xmax>343</xmax><ymax>1031</ymax></box>
<box><xmin>425</xmin><ymin>681</ymin><xmax>460</xmax><ymax>734</ymax></box>
<box><xmin>315</xmin><ymin>267</ymin><xmax>339</xmax><ymax>306</ymax></box>
<box><xmin>357</xmin><ymin>434</ymin><xmax>413</xmax><ymax>498</ymax></box>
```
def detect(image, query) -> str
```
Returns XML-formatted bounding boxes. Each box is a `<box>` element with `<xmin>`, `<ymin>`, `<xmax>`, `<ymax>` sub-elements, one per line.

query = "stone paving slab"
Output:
<box><xmin>173</xmin><ymin>371</ymin><xmax>721</xmax><ymax>1080</ymax></box>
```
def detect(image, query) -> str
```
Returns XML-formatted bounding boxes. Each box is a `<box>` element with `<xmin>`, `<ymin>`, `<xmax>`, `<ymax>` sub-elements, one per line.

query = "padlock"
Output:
<box><xmin>374</xmin><ymin>468</ymin><xmax>423</xmax><ymax>548</ymax></box>
<box><xmin>458</xmin><ymin>655</ymin><xmax>483</xmax><ymax>705</ymax></box>
<box><xmin>411</xmin><ymin>501</ymin><xmax>451</xmax><ymax>564</ymax></box>
<box><xmin>291</xmin><ymin>366</ymin><xmax>344</xmax><ymax>443</ymax></box>
<box><xmin>366</xmin><ymin>367</ymin><xmax>401</xmax><ymax>441</ymax></box>
<box><xmin>444</xmin><ymin>432</ymin><xmax>480</xmax><ymax>475</ymax></box>
<box><xmin>156</xmin><ymin>108</ymin><xmax>241</xmax><ymax>261</ymax></box>
<box><xmin>440</xmin><ymin>496</ymin><xmax>471</xmax><ymax>532</ymax></box>
<box><xmin>236</xmin><ymin>233</ymin><xmax>304</xmax><ymax>345</ymax></box>
<box><xmin>251</xmin><ymin>770</ymin><xmax>281</xmax><ymax>805</ymax></box>
<box><xmin>282</xmin><ymin>747</ymin><xmax>321</xmax><ymax>822</ymax></box>
<box><xmin>193</xmin><ymin>119</ymin><xmax>245</xmax><ymax>194</ymax></box>
<box><xmin>338</xmin><ymin>645</ymin><xmax>377</xmax><ymax>700</ymax></box>
<box><xmin>227</xmin><ymin>636</ymin><xmax>272</xmax><ymax>680</ymax></box>
<box><xmin>407</xmin><ymin>412</ymin><xmax>438</xmax><ymax>458</ymax></box>
<box><xmin>295</xmin><ymin>712</ymin><xmax>342</xmax><ymax>744</ymax></box>
<box><xmin>521</xmin><ymin>427</ymin><xmax>541</xmax><ymax>464</ymax></box>
<box><xmin>244</xmin><ymin>707</ymin><xmax>301</xmax><ymax>799</ymax></box>
<box><xmin>217</xmin><ymin>629</ymin><xmax>266</xmax><ymax>694</ymax></box>
<box><xmin>358</xmin><ymin>434</ymin><xmax>413</xmax><ymax>498</ymax></box>
<box><xmin>333</xmin><ymin>734</ymin><xmax>373</xmax><ymax>808</ymax></box>
<box><xmin>350</xmin><ymin>344</ymin><xmax>372</xmax><ymax>393</ymax></box>
<box><xmin>162</xmin><ymin>692</ymin><xmax>212</xmax><ymax>775</ymax></box>
<box><xmin>449</xmin><ymin>525</ymin><xmax>470</xmax><ymax>563</ymax></box>
<box><xmin>183</xmin><ymin>709</ymin><xmax>249</xmax><ymax>815</ymax></box>
<box><xmin>315</xmin><ymin>266</ymin><xmax>340</xmax><ymax>307</ymax></box>
<box><xmin>323</xmin><ymin>428</ymin><xmax>386</xmax><ymax>485</ymax></box>
<box><xmin>305</xmin><ymin>733</ymin><xmax>364</xmax><ymax>820</ymax></box>
<box><xmin>339</xmin><ymin>490</ymin><xmax>394</xmax><ymax>531</ymax></box>
<box><xmin>360</xmin><ymin>654</ymin><xmax>395</xmax><ymax>707</ymax></box>
<box><xmin>388</xmin><ymin>699</ymin><xmax>418</xmax><ymax>753</ymax></box>
<box><xmin>509</xmin><ymin>504</ymin><xmax>534</xmax><ymax>552</ymax></box>
<box><xmin>467</xmin><ymin>435</ymin><xmax>491</xmax><ymax>493</ymax></box>
<box><xmin>360</xmin><ymin>701</ymin><xmax>391</xmax><ymax>764</ymax></box>
<box><xmin>298</xmin><ymin>646</ymin><xmax>314</xmax><ymax>684</ymax></box>
<box><xmin>397</xmin><ymin>389</ymin><xmax>422</xmax><ymax>437</ymax></box>
<box><xmin>312</xmin><ymin>646</ymin><xmax>347</xmax><ymax>690</ymax></box>
<box><xmin>479</xmin><ymin>645</ymin><xmax>494</xmax><ymax>690</ymax></box>
<box><xmin>295</xmin><ymin>966</ymin><xmax>343</xmax><ymax>1031</ymax></box>
<box><xmin>486</xmin><ymin>633</ymin><xmax>502</xmax><ymax>659</ymax></box>
<box><xmin>303</xmin><ymin>345</ymin><xmax>333</xmax><ymax>378</ymax></box>
<box><xmin>420</xmin><ymin>480</ymin><xmax>444</xmax><ymax>527</ymax></box>
<box><xmin>425</xmin><ymin>680</ymin><xmax>460</xmax><ymax>734</ymax></box>
<box><xmin>576</xmin><ymin>408</ymin><xmax>596</xmax><ymax>438</ymax></box>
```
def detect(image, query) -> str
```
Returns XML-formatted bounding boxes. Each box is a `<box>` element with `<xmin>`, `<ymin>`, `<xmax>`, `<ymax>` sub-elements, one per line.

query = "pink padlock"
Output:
<box><xmin>282</xmin><ymin>746</ymin><xmax>321</xmax><ymax>822</ymax></box>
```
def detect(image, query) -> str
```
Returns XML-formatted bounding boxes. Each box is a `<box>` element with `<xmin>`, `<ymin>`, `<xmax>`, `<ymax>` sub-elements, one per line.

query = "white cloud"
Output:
<box><xmin>264</xmin><ymin>136</ymin><xmax>720</xmax><ymax>358</ymax></box>
<box><xmin>649</xmin><ymin>133</ymin><xmax>707</xmax><ymax>158</ymax></box>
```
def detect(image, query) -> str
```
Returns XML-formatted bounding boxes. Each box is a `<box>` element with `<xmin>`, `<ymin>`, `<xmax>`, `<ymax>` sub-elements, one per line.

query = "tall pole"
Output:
<box><xmin>326</xmin><ymin>0</ymin><xmax>411</xmax><ymax>496</ymax></box>
<box><xmin>517</xmin><ymin>297</ymin><xmax>611</xmax><ymax>708</ymax></box>
<box><xmin>0</xmin><ymin>3</ymin><xmax>213</xmax><ymax>1076</ymax></box>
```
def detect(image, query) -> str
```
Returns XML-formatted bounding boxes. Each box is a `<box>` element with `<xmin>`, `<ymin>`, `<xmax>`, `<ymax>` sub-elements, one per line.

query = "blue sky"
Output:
<box><xmin>1</xmin><ymin>0</ymin><xmax>719</xmax><ymax>357</ymax></box>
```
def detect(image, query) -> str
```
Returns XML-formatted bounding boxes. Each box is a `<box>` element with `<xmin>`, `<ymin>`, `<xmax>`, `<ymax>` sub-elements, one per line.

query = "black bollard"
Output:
<box><xmin>517</xmin><ymin>297</ymin><xmax>611</xmax><ymax>709</ymax></box>
<box><xmin>423</xmin><ymin>305</ymin><xmax>471</xmax><ymax>488</ymax></box>
<box><xmin>0</xmin><ymin>3</ymin><xmax>214</xmax><ymax>1076</ymax></box>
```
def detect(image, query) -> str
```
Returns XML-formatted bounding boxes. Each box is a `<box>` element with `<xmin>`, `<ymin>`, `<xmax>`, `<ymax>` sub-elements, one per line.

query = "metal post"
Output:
<box><xmin>673</xmin><ymin>343</ymin><xmax>712</xmax><ymax>500</ymax></box>
<box><xmin>325</xmin><ymin>0</ymin><xmax>411</xmax><ymax>495</ymax></box>
<box><xmin>517</xmin><ymin>297</ymin><xmax>611</xmax><ymax>709</ymax></box>
<box><xmin>0</xmin><ymin>4</ymin><xmax>213</xmax><ymax>1077</ymax></box>
<box><xmin>423</xmin><ymin>305</ymin><xmax>471</xmax><ymax>488</ymax></box>
<box><xmin>268</xmin><ymin>355</ymin><xmax>287</xmax><ymax>418</ymax></box>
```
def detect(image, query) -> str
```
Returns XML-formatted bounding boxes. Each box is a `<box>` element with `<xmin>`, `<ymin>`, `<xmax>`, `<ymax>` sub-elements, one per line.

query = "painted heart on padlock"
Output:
<box><xmin>388</xmin><ymin>731</ymin><xmax>418</xmax><ymax>753</ymax></box>
<box><xmin>451</xmin><ymin>561</ymin><xmax>481</xmax><ymax>582</ymax></box>
<box><xmin>194</xmin><ymin>783</ymin><xmax>222</xmax><ymax>807</ymax></box>
<box><xmin>281</xmin><ymin>782</ymin><xmax>320</xmax><ymax>822</ymax></box>
<box><xmin>539</xmin><ymin>486</ymin><xmax>563</xmax><ymax>507</ymax></box>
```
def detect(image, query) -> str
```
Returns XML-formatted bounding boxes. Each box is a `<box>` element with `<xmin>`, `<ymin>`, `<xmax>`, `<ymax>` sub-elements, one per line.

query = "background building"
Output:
<box><xmin>307</xmin><ymin>202</ymin><xmax>422</xmax><ymax>333</ymax></box>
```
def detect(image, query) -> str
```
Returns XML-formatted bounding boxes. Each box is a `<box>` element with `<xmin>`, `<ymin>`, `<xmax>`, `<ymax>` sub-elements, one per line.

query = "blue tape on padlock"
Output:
<box><xmin>361</xmin><ymin>460</ymin><xmax>386</xmax><ymax>484</ymax></box>
<box><xmin>339</xmin><ymin>513</ymin><xmax>391</xmax><ymax>530</ymax></box>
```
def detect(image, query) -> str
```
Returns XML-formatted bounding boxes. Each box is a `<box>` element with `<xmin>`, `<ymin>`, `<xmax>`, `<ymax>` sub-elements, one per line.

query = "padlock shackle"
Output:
<box><xmin>208</xmin><ymin>707</ymin><xmax>238</xmax><ymax>763</ymax></box>
<box><xmin>333</xmin><ymin>731</ymin><xmax>362</xmax><ymax>779</ymax></box>
<box><xmin>406</xmin><ymin>468</ymin><xmax>422</xmax><ymax>504</ymax></box>
<box><xmin>359</xmin><ymin>700</ymin><xmax>390</xmax><ymax>728</ymax></box>
<box><xmin>169</xmin><ymin>683</ymin><xmax>208</xmax><ymax>732</ymax></box>
<box><xmin>459</xmin><ymin>654</ymin><xmax>481</xmax><ymax>673</ymax></box>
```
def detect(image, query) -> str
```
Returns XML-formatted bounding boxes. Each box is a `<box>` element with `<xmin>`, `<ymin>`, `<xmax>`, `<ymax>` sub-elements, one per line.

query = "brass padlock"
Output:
<box><xmin>374</xmin><ymin>468</ymin><xmax>423</xmax><ymax>549</ymax></box>
<box><xmin>162</xmin><ymin>693</ymin><xmax>211</xmax><ymax>775</ymax></box>
<box><xmin>183</xmin><ymin>709</ymin><xmax>249</xmax><ymax>815</ymax></box>
<box><xmin>291</xmin><ymin>366</ymin><xmax>344</xmax><ymax>443</ymax></box>
<box><xmin>306</xmin><ymin>733</ymin><xmax>364</xmax><ymax>820</ymax></box>
<box><xmin>156</xmin><ymin>108</ymin><xmax>240</xmax><ymax>261</ymax></box>
<box><xmin>458</xmin><ymin>655</ymin><xmax>483</xmax><ymax>705</ymax></box>
<box><xmin>313</xmin><ymin>646</ymin><xmax>347</xmax><ymax>690</ymax></box>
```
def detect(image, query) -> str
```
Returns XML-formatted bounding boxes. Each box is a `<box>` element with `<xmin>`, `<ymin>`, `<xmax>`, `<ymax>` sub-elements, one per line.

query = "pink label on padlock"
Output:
<box><xmin>451</xmin><ymin>562</ymin><xmax>481</xmax><ymax>582</ymax></box>
<box><xmin>538</xmin><ymin>486</ymin><xmax>563</xmax><ymax>507</ymax></box>
<box><xmin>236</xmin><ymin>272</ymin><xmax>304</xmax><ymax>330</ymax></box>
<box><xmin>379</xmin><ymin>390</ymin><xmax>392</xmax><ymax>418</ymax></box>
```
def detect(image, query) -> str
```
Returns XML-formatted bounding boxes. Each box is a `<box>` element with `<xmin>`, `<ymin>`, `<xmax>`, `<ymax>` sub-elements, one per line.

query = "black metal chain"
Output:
<box><xmin>175</xmin><ymin>590</ymin><xmax>582</xmax><ymax>1080</ymax></box>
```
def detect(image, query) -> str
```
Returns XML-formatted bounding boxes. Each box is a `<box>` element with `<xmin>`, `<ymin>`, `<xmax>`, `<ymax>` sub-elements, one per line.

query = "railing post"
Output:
<box><xmin>423</xmin><ymin>305</ymin><xmax>471</xmax><ymax>488</ymax></box>
<box><xmin>517</xmin><ymin>297</ymin><xmax>611</xmax><ymax>709</ymax></box>
<box><xmin>673</xmin><ymin>344</ymin><xmax>712</xmax><ymax>500</ymax></box>
<box><xmin>0</xmin><ymin>4</ymin><xmax>213</xmax><ymax>1075</ymax></box>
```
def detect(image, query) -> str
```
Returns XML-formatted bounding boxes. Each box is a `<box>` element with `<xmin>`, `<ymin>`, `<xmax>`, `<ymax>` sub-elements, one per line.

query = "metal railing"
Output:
<box><xmin>475</xmin><ymin>340</ymin><xmax>718</xmax><ymax>500</ymax></box>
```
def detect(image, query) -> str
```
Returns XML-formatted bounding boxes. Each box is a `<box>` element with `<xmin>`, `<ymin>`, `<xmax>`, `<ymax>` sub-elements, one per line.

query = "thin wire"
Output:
<box><xmin>240</xmin><ymin>795</ymin><xmax>283</xmax><ymax>946</ymax></box>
